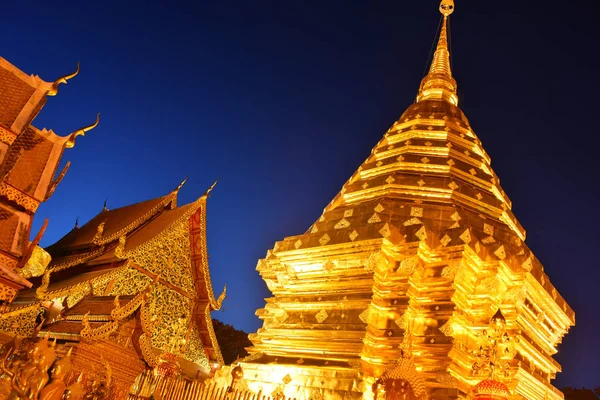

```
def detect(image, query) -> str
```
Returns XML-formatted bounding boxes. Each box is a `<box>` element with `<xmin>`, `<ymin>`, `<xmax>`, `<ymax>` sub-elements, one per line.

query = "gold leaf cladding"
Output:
<box><xmin>294</xmin><ymin>239</ymin><xmax>303</xmax><ymax>249</ymax></box>
<box><xmin>494</xmin><ymin>245</ymin><xmax>507</xmax><ymax>260</ymax></box>
<box><xmin>440</xmin><ymin>234</ymin><xmax>452</xmax><ymax>247</ymax></box>
<box><xmin>379</xmin><ymin>223</ymin><xmax>392</xmax><ymax>238</ymax></box>
<box><xmin>421</xmin><ymin>157</ymin><xmax>430</xmax><ymax>164</ymax></box>
<box><xmin>477</xmin><ymin>276</ymin><xmax>498</xmax><ymax>294</ymax></box>
<box><xmin>0</xmin><ymin>303</ymin><xmax>44</xmax><ymax>337</ymax></box>
<box><xmin>504</xmin><ymin>287</ymin><xmax>526</xmax><ymax>305</ymax></box>
<box><xmin>395</xmin><ymin>314</ymin><xmax>406</xmax><ymax>330</ymax></box>
<box><xmin>417</xmin><ymin>179</ymin><xmax>426</xmax><ymax>187</ymax></box>
<box><xmin>362</xmin><ymin>182</ymin><xmax>369</xmax><ymax>189</ymax></box>
<box><xmin>476</xmin><ymin>193</ymin><xmax>483</xmax><ymax>200</ymax></box>
<box><xmin>19</xmin><ymin>246</ymin><xmax>51</xmax><ymax>279</ymax></box>
<box><xmin>481</xmin><ymin>236</ymin><xmax>496</xmax><ymax>244</ymax></box>
<box><xmin>436</xmin><ymin>373</ymin><xmax>459</xmax><ymax>388</ymax></box>
<box><xmin>376</xmin><ymin>161</ymin><xmax>383</xmax><ymax>167</ymax></box>
<box><xmin>439</xmin><ymin>320</ymin><xmax>453</xmax><ymax>336</ymax></box>
<box><xmin>386</xmin><ymin>176</ymin><xmax>395</xmax><ymax>184</ymax></box>
<box><xmin>124</xmin><ymin>219</ymin><xmax>195</xmax><ymax>295</ymax></box>
<box><xmin>403</xmin><ymin>217</ymin><xmax>422</xmax><ymax>227</ymax></box>
<box><xmin>276</xmin><ymin>273</ymin><xmax>289</xmax><ymax>286</ymax></box>
<box><xmin>359</xmin><ymin>308</ymin><xmax>370</xmax><ymax>324</ymax></box>
<box><xmin>349</xmin><ymin>230</ymin><xmax>359</xmax><ymax>241</ymax></box>
<box><xmin>374</xmin><ymin>203</ymin><xmax>385</xmax><ymax>213</ymax></box>
<box><xmin>319</xmin><ymin>234</ymin><xmax>331</xmax><ymax>246</ymax></box>
<box><xmin>459</xmin><ymin>229</ymin><xmax>472</xmax><ymax>244</ymax></box>
<box><xmin>448</xmin><ymin>181</ymin><xmax>458</xmax><ymax>190</ymax></box>
<box><xmin>184</xmin><ymin>326</ymin><xmax>210</xmax><ymax>369</ymax></box>
<box><xmin>398</xmin><ymin>257</ymin><xmax>419</xmax><ymax>276</ymax></box>
<box><xmin>441</xmin><ymin>262</ymin><xmax>460</xmax><ymax>279</ymax></box>
<box><xmin>282</xmin><ymin>374</ymin><xmax>292</xmax><ymax>385</ymax></box>
<box><xmin>344</xmin><ymin>209</ymin><xmax>354</xmax><ymax>217</ymax></box>
<box><xmin>451</xmin><ymin>211</ymin><xmax>461</xmax><ymax>221</ymax></box>
<box><xmin>310</xmin><ymin>225</ymin><xmax>319</xmax><ymax>234</ymax></box>
<box><xmin>415</xmin><ymin>226</ymin><xmax>427</xmax><ymax>241</ymax></box>
<box><xmin>410</xmin><ymin>207</ymin><xmax>423</xmax><ymax>217</ymax></box>
<box><xmin>334</xmin><ymin>218</ymin><xmax>351</xmax><ymax>229</ymax></box>
<box><xmin>522</xmin><ymin>257</ymin><xmax>533</xmax><ymax>271</ymax></box>
<box><xmin>315</xmin><ymin>309</ymin><xmax>328</xmax><ymax>323</ymax></box>
<box><xmin>483</xmin><ymin>223</ymin><xmax>494</xmax><ymax>235</ymax></box>
<box><xmin>323</xmin><ymin>260</ymin><xmax>335</xmax><ymax>272</ymax></box>
<box><xmin>447</xmin><ymin>159</ymin><xmax>455</xmax><ymax>166</ymax></box>
<box><xmin>368</xmin><ymin>213</ymin><xmax>382</xmax><ymax>224</ymax></box>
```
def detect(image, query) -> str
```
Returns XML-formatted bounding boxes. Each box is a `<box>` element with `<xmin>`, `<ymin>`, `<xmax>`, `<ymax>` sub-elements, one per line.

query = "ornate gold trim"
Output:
<box><xmin>0</xmin><ymin>125</ymin><xmax>17</xmax><ymax>145</ymax></box>
<box><xmin>93</xmin><ymin>192</ymin><xmax>178</xmax><ymax>246</ymax></box>
<box><xmin>0</xmin><ymin>182</ymin><xmax>40</xmax><ymax>212</ymax></box>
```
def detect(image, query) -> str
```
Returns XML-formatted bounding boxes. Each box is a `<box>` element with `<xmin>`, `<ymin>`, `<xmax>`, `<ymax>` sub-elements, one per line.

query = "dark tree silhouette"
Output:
<box><xmin>563</xmin><ymin>388</ymin><xmax>600</xmax><ymax>400</ymax></box>
<box><xmin>212</xmin><ymin>319</ymin><xmax>253</xmax><ymax>365</ymax></box>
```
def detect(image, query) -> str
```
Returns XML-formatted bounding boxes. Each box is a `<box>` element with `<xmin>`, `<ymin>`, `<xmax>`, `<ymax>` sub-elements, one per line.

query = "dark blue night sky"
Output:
<box><xmin>4</xmin><ymin>0</ymin><xmax>599</xmax><ymax>388</ymax></box>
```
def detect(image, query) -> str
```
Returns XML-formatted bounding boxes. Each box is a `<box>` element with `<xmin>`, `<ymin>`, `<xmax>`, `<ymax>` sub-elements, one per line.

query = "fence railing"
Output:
<box><xmin>128</xmin><ymin>371</ymin><xmax>297</xmax><ymax>400</ymax></box>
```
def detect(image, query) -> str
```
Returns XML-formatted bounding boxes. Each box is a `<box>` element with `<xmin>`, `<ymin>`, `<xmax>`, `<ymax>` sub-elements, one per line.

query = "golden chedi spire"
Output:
<box><xmin>416</xmin><ymin>0</ymin><xmax>458</xmax><ymax>105</ymax></box>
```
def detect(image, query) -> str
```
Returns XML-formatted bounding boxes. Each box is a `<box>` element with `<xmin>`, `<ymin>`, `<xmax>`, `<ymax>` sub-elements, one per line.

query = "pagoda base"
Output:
<box><xmin>237</xmin><ymin>361</ymin><xmax>364</xmax><ymax>400</ymax></box>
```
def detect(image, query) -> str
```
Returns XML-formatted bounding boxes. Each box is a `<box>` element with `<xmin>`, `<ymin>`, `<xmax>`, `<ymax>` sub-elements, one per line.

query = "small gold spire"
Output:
<box><xmin>47</xmin><ymin>62</ymin><xmax>80</xmax><ymax>96</ymax></box>
<box><xmin>175</xmin><ymin>177</ymin><xmax>188</xmax><ymax>192</ymax></box>
<box><xmin>65</xmin><ymin>113</ymin><xmax>100</xmax><ymax>149</ymax></box>
<box><xmin>207</xmin><ymin>179</ymin><xmax>219</xmax><ymax>196</ymax></box>
<box><xmin>417</xmin><ymin>0</ymin><xmax>458</xmax><ymax>106</ymax></box>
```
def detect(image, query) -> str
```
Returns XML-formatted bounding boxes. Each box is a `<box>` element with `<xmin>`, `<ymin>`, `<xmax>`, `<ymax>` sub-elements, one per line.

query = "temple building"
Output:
<box><xmin>6</xmin><ymin>181</ymin><xmax>227</xmax><ymax>397</ymax></box>
<box><xmin>0</xmin><ymin>56</ymin><xmax>226</xmax><ymax>399</ymax></box>
<box><xmin>239</xmin><ymin>1</ymin><xmax>574</xmax><ymax>399</ymax></box>
<box><xmin>0</xmin><ymin>57</ymin><xmax>93</xmax><ymax>304</ymax></box>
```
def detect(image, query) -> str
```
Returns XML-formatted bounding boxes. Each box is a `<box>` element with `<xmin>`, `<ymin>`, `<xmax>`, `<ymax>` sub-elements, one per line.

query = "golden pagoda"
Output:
<box><xmin>239</xmin><ymin>1</ymin><xmax>575</xmax><ymax>399</ymax></box>
<box><xmin>0</xmin><ymin>57</ymin><xmax>96</xmax><ymax>307</ymax></box>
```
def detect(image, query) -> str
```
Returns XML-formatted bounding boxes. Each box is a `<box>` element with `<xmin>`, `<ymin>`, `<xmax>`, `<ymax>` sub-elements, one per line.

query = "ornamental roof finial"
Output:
<box><xmin>65</xmin><ymin>113</ymin><xmax>100</xmax><ymax>149</ymax></box>
<box><xmin>416</xmin><ymin>0</ymin><xmax>458</xmax><ymax>105</ymax></box>
<box><xmin>47</xmin><ymin>62</ymin><xmax>80</xmax><ymax>97</ymax></box>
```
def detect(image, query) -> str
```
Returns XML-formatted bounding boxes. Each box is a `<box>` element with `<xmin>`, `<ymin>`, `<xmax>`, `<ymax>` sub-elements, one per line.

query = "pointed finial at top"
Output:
<box><xmin>175</xmin><ymin>177</ymin><xmax>188</xmax><ymax>192</ymax></box>
<box><xmin>102</xmin><ymin>199</ymin><xmax>108</xmax><ymax>212</ymax></box>
<box><xmin>47</xmin><ymin>62</ymin><xmax>80</xmax><ymax>97</ymax></box>
<box><xmin>74</xmin><ymin>217</ymin><xmax>80</xmax><ymax>229</ymax></box>
<box><xmin>207</xmin><ymin>179</ymin><xmax>219</xmax><ymax>196</ymax></box>
<box><xmin>416</xmin><ymin>0</ymin><xmax>459</xmax><ymax>105</ymax></box>
<box><xmin>440</xmin><ymin>0</ymin><xmax>455</xmax><ymax>17</ymax></box>
<box><xmin>65</xmin><ymin>113</ymin><xmax>100</xmax><ymax>149</ymax></box>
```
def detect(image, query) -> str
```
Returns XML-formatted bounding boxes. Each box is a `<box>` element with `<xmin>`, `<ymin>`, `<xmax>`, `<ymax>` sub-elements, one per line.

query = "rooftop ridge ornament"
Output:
<box><xmin>175</xmin><ymin>177</ymin><xmax>188</xmax><ymax>192</ymax></box>
<box><xmin>47</xmin><ymin>62</ymin><xmax>80</xmax><ymax>96</ymax></box>
<box><xmin>65</xmin><ymin>113</ymin><xmax>100</xmax><ymax>149</ymax></box>
<box><xmin>416</xmin><ymin>0</ymin><xmax>459</xmax><ymax>105</ymax></box>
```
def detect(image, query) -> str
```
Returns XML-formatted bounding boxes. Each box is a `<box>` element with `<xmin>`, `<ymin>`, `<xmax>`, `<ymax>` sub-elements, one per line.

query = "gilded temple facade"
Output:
<box><xmin>5</xmin><ymin>182</ymin><xmax>227</xmax><ymax>398</ymax></box>
<box><xmin>240</xmin><ymin>2</ymin><xmax>574</xmax><ymax>400</ymax></box>
<box><xmin>0</xmin><ymin>56</ymin><xmax>226</xmax><ymax>399</ymax></box>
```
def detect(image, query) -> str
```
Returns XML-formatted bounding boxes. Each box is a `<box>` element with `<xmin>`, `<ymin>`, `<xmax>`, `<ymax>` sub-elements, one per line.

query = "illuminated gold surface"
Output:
<box><xmin>241</xmin><ymin>1</ymin><xmax>574</xmax><ymax>399</ymax></box>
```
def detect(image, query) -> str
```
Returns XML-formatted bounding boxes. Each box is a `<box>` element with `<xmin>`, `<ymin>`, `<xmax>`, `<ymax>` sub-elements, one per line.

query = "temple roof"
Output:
<box><xmin>30</xmin><ymin>183</ymin><xmax>225</xmax><ymax>367</ymax></box>
<box><xmin>0</xmin><ymin>64</ymin><xmax>37</xmax><ymax>129</ymax></box>
<box><xmin>47</xmin><ymin>191</ymin><xmax>178</xmax><ymax>255</ymax></box>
